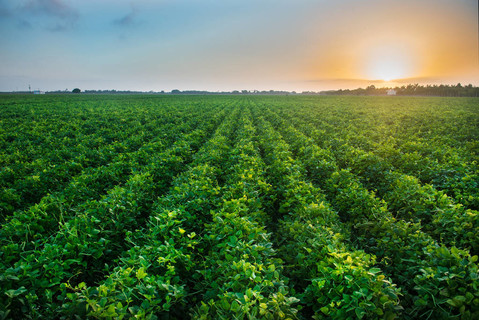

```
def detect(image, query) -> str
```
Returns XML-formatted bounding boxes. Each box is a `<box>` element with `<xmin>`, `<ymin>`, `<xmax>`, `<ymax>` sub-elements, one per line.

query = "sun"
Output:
<box><xmin>369</xmin><ymin>56</ymin><xmax>408</xmax><ymax>81</ymax></box>
<box><xmin>364</xmin><ymin>46</ymin><xmax>415</xmax><ymax>82</ymax></box>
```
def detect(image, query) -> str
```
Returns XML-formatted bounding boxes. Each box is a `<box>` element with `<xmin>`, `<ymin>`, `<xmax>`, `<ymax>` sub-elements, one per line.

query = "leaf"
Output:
<box><xmin>355</xmin><ymin>307</ymin><xmax>366</xmax><ymax>319</ymax></box>
<box><xmin>136</xmin><ymin>267</ymin><xmax>147</xmax><ymax>280</ymax></box>
<box><xmin>447</xmin><ymin>299</ymin><xmax>459</xmax><ymax>307</ymax></box>
<box><xmin>5</xmin><ymin>287</ymin><xmax>27</xmax><ymax>298</ymax></box>
<box><xmin>446</xmin><ymin>295</ymin><xmax>466</xmax><ymax>309</ymax></box>
<box><xmin>106</xmin><ymin>304</ymin><xmax>117</xmax><ymax>316</ymax></box>
<box><xmin>320</xmin><ymin>306</ymin><xmax>329</xmax><ymax>315</ymax></box>
<box><xmin>231</xmin><ymin>300</ymin><xmax>240</xmax><ymax>312</ymax></box>
<box><xmin>368</xmin><ymin>268</ymin><xmax>381</xmax><ymax>275</ymax></box>
<box><xmin>222</xmin><ymin>299</ymin><xmax>230</xmax><ymax>310</ymax></box>
<box><xmin>228</xmin><ymin>235</ymin><xmax>238</xmax><ymax>246</ymax></box>
<box><xmin>451</xmin><ymin>246</ymin><xmax>460</xmax><ymax>258</ymax></box>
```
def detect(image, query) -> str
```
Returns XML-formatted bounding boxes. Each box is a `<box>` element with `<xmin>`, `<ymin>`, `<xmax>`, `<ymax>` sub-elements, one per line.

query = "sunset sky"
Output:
<box><xmin>0</xmin><ymin>0</ymin><xmax>478</xmax><ymax>92</ymax></box>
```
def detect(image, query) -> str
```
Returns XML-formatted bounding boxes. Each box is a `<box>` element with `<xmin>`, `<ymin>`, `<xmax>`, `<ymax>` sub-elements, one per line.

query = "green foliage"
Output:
<box><xmin>191</xmin><ymin>115</ymin><xmax>299</xmax><ymax>319</ymax></box>
<box><xmin>260</xmin><ymin>103</ymin><xmax>479</xmax><ymax>319</ymax></box>
<box><xmin>254</xmin><ymin>114</ymin><xmax>402</xmax><ymax>319</ymax></box>
<box><xmin>1</xmin><ymin>94</ymin><xmax>478</xmax><ymax>319</ymax></box>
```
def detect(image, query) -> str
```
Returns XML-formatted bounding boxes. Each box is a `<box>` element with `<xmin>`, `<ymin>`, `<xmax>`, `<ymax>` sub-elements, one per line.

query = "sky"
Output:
<box><xmin>0</xmin><ymin>0</ymin><xmax>478</xmax><ymax>92</ymax></box>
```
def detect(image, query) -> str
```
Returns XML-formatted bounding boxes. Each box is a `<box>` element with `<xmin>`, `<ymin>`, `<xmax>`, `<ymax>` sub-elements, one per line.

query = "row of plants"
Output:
<box><xmin>55</xmin><ymin>105</ymin><xmax>241</xmax><ymax>319</ymax></box>
<box><xmin>0</xmin><ymin>95</ymin><xmax>191</xmax><ymax>167</ymax></box>
<box><xmin>0</xmin><ymin>104</ymin><xmax>227</xmax><ymax>319</ymax></box>
<box><xmin>273</xmin><ymin>109</ymin><xmax>479</xmax><ymax>255</ymax></box>
<box><xmin>276</xmin><ymin>97</ymin><xmax>478</xmax><ymax>211</ymax></box>
<box><xmin>284</xmin><ymin>96</ymin><xmax>478</xmax><ymax>160</ymax></box>
<box><xmin>190</xmin><ymin>109</ymin><xmax>298</xmax><ymax>319</ymax></box>
<box><xmin>0</xmin><ymin>105</ymin><xmax>226</xmax><ymax>266</ymax></box>
<box><xmin>260</xmin><ymin>106</ymin><xmax>479</xmax><ymax>319</ymax></box>
<box><xmin>252</xmin><ymin>110</ymin><xmax>402</xmax><ymax>319</ymax></box>
<box><xmin>0</xmin><ymin>99</ymin><xmax>220</xmax><ymax>219</ymax></box>
<box><xmin>1</xmin><ymin>94</ymin><xmax>478</xmax><ymax>319</ymax></box>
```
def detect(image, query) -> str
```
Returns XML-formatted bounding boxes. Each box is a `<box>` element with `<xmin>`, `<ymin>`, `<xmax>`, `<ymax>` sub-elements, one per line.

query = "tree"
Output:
<box><xmin>72</xmin><ymin>88</ymin><xmax>81</xmax><ymax>93</ymax></box>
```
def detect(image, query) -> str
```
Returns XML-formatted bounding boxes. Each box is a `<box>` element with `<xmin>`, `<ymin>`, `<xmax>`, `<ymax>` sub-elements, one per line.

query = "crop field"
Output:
<box><xmin>0</xmin><ymin>94</ymin><xmax>478</xmax><ymax>319</ymax></box>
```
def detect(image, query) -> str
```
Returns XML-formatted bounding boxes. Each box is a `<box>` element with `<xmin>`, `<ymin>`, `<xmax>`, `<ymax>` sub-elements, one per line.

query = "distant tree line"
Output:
<box><xmin>321</xmin><ymin>83</ymin><xmax>479</xmax><ymax>97</ymax></box>
<box><xmin>57</xmin><ymin>89</ymin><xmax>295</xmax><ymax>95</ymax></box>
<box><xmin>9</xmin><ymin>83</ymin><xmax>478</xmax><ymax>97</ymax></box>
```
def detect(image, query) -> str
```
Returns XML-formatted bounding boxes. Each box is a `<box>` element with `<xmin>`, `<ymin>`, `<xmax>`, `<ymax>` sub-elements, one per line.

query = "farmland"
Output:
<box><xmin>0</xmin><ymin>94</ymin><xmax>478</xmax><ymax>319</ymax></box>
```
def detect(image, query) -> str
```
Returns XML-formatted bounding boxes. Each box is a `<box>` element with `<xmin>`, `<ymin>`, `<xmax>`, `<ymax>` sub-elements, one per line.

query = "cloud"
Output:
<box><xmin>392</xmin><ymin>76</ymin><xmax>441</xmax><ymax>84</ymax></box>
<box><xmin>306</xmin><ymin>76</ymin><xmax>442</xmax><ymax>86</ymax></box>
<box><xmin>0</xmin><ymin>0</ymin><xmax>11</xmax><ymax>17</ymax></box>
<box><xmin>20</xmin><ymin>0</ymin><xmax>79</xmax><ymax>31</ymax></box>
<box><xmin>17</xmin><ymin>19</ymin><xmax>33</xmax><ymax>29</ymax></box>
<box><xmin>306</xmin><ymin>78</ymin><xmax>387</xmax><ymax>85</ymax></box>
<box><xmin>113</xmin><ymin>6</ymin><xmax>140</xmax><ymax>27</ymax></box>
<box><xmin>22</xmin><ymin>0</ymin><xmax>77</xmax><ymax>19</ymax></box>
<box><xmin>47</xmin><ymin>22</ymin><xmax>70</xmax><ymax>32</ymax></box>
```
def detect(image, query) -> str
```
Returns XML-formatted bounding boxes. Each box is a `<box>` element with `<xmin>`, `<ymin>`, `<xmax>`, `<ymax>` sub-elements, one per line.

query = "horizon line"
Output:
<box><xmin>2</xmin><ymin>81</ymin><xmax>479</xmax><ymax>95</ymax></box>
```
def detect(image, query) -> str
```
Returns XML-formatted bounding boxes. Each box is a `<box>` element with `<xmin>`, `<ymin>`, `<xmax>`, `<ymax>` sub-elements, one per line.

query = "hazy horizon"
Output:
<box><xmin>1</xmin><ymin>0</ymin><xmax>478</xmax><ymax>92</ymax></box>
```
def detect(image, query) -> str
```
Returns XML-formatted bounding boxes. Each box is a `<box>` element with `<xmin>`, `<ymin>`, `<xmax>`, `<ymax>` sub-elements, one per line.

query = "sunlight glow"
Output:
<box><xmin>365</xmin><ymin>46</ymin><xmax>415</xmax><ymax>81</ymax></box>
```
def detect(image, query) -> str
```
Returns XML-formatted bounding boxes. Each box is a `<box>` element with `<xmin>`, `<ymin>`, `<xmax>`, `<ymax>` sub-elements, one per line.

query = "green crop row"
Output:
<box><xmin>1</xmin><ymin>94</ymin><xmax>478</xmax><ymax>319</ymax></box>
<box><xmin>275</xmin><ymin>109</ymin><xmax>479</xmax><ymax>256</ymax></box>
<box><xmin>0</xmin><ymin>105</ymin><xmax>225</xmax><ymax>265</ymax></box>
<box><xmin>0</xmin><ymin>100</ymin><xmax>221</xmax><ymax>220</ymax></box>
<box><xmin>0</xmin><ymin>105</ymin><xmax>226</xmax><ymax>318</ymax></box>
<box><xmin>191</xmin><ymin>109</ymin><xmax>298</xmax><ymax>319</ymax></box>
<box><xmin>252</xmin><ymin>111</ymin><xmax>401</xmax><ymax>319</ymax></box>
<box><xmin>55</xmin><ymin>106</ymin><xmax>240</xmax><ymax>319</ymax></box>
<box><xmin>274</xmin><ymin>97</ymin><xmax>478</xmax><ymax>211</ymax></box>
<box><xmin>261</xmin><ymin>107</ymin><xmax>479</xmax><ymax>319</ymax></box>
